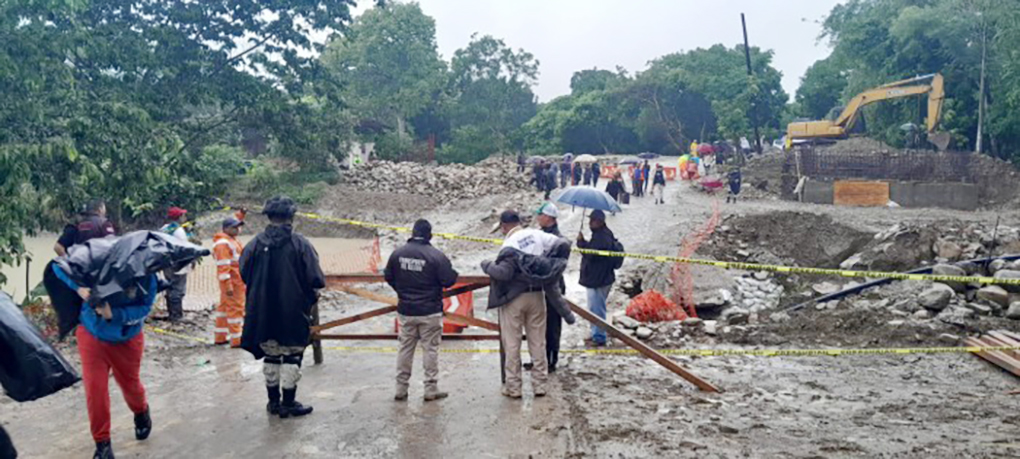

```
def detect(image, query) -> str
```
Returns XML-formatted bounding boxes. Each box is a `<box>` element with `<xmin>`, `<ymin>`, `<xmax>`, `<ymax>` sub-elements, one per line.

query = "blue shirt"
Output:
<box><xmin>52</xmin><ymin>265</ymin><xmax>156</xmax><ymax>343</ymax></box>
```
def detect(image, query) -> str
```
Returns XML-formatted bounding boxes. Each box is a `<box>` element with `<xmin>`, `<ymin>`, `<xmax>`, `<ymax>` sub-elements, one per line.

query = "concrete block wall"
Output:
<box><xmin>798</xmin><ymin>180</ymin><xmax>979</xmax><ymax>210</ymax></box>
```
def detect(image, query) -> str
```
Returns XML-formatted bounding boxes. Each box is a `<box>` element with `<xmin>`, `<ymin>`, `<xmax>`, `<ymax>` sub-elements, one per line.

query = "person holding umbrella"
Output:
<box><xmin>577</xmin><ymin>210</ymin><xmax>623</xmax><ymax>347</ymax></box>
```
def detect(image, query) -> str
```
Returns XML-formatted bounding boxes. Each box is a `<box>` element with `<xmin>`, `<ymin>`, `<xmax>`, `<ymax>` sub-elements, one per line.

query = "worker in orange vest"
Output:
<box><xmin>213</xmin><ymin>211</ymin><xmax>247</xmax><ymax>347</ymax></box>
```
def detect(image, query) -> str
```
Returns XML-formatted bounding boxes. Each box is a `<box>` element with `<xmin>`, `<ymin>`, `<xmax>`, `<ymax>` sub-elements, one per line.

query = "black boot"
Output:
<box><xmin>133</xmin><ymin>408</ymin><xmax>151</xmax><ymax>440</ymax></box>
<box><xmin>266</xmin><ymin>385</ymin><xmax>281</xmax><ymax>415</ymax></box>
<box><xmin>279</xmin><ymin>388</ymin><xmax>313</xmax><ymax>419</ymax></box>
<box><xmin>94</xmin><ymin>440</ymin><xmax>114</xmax><ymax>459</ymax></box>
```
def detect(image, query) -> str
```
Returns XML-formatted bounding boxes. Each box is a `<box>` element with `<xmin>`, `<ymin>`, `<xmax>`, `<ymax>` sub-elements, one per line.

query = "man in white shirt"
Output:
<box><xmin>161</xmin><ymin>207</ymin><xmax>191</xmax><ymax>322</ymax></box>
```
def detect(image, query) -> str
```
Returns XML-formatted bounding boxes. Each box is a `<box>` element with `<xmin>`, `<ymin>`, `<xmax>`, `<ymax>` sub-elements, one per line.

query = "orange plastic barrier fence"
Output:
<box><xmin>663</xmin><ymin>167</ymin><xmax>677</xmax><ymax>181</ymax></box>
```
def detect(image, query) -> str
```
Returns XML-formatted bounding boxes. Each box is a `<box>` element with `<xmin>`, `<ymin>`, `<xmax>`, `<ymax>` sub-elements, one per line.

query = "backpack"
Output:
<box><xmin>611</xmin><ymin>239</ymin><xmax>625</xmax><ymax>270</ymax></box>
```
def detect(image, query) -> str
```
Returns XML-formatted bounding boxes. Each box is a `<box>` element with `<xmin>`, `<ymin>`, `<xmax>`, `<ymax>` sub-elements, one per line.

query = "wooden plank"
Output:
<box><xmin>833</xmin><ymin>181</ymin><xmax>890</xmax><ymax>207</ymax></box>
<box><xmin>444</xmin><ymin>311</ymin><xmax>500</xmax><ymax>332</ymax></box>
<box><xmin>444</xmin><ymin>281</ymin><xmax>491</xmax><ymax>298</ymax></box>
<box><xmin>998</xmin><ymin>330</ymin><xmax>1020</xmax><ymax>342</ymax></box>
<box><xmin>314</xmin><ymin>333</ymin><xmax>500</xmax><ymax>341</ymax></box>
<box><xmin>566</xmin><ymin>300</ymin><xmax>721</xmax><ymax>393</ymax></box>
<box><xmin>986</xmin><ymin>331</ymin><xmax>1020</xmax><ymax>359</ymax></box>
<box><xmin>327</xmin><ymin>273</ymin><xmax>491</xmax><ymax>287</ymax></box>
<box><xmin>313</xmin><ymin>304</ymin><xmax>399</xmax><ymax>332</ymax></box>
<box><xmin>965</xmin><ymin>337</ymin><xmax>1020</xmax><ymax>378</ymax></box>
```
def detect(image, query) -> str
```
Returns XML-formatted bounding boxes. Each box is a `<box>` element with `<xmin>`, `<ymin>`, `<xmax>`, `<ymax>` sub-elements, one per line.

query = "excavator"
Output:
<box><xmin>786</xmin><ymin>73</ymin><xmax>951</xmax><ymax>151</ymax></box>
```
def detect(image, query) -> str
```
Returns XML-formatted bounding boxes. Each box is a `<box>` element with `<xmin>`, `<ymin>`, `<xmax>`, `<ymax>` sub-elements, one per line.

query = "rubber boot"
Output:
<box><xmin>94</xmin><ymin>441</ymin><xmax>114</xmax><ymax>459</ymax></box>
<box><xmin>266</xmin><ymin>385</ymin><xmax>281</xmax><ymax>415</ymax></box>
<box><xmin>279</xmin><ymin>388</ymin><xmax>313</xmax><ymax>418</ymax></box>
<box><xmin>134</xmin><ymin>408</ymin><xmax>151</xmax><ymax>440</ymax></box>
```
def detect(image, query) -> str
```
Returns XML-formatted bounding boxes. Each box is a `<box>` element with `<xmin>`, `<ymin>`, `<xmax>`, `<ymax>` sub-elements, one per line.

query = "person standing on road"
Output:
<box><xmin>517</xmin><ymin>153</ymin><xmax>526</xmax><ymax>173</ymax></box>
<box><xmin>631</xmin><ymin>166</ymin><xmax>644</xmax><ymax>197</ymax></box>
<box><xmin>240</xmin><ymin>196</ymin><xmax>325</xmax><ymax>419</ymax></box>
<box><xmin>54</xmin><ymin>199</ymin><xmax>117</xmax><ymax>256</ymax></box>
<box><xmin>642</xmin><ymin>161</ymin><xmax>652</xmax><ymax>194</ymax></box>
<box><xmin>560</xmin><ymin>159</ymin><xmax>570</xmax><ymax>188</ymax></box>
<box><xmin>212</xmin><ymin>215</ymin><xmax>247</xmax><ymax>347</ymax></box>
<box><xmin>583</xmin><ymin>163</ymin><xmax>592</xmax><ymax>186</ymax></box>
<box><xmin>482</xmin><ymin>211</ymin><xmax>566</xmax><ymax>398</ymax></box>
<box><xmin>161</xmin><ymin>207</ymin><xmax>192</xmax><ymax>322</ymax></box>
<box><xmin>51</xmin><ymin>267</ymin><xmax>156</xmax><ymax>459</ymax></box>
<box><xmin>572</xmin><ymin>161</ymin><xmax>582</xmax><ymax>186</ymax></box>
<box><xmin>605</xmin><ymin>171</ymin><xmax>626</xmax><ymax>204</ymax></box>
<box><xmin>544</xmin><ymin>163</ymin><xmax>558</xmax><ymax>200</ymax></box>
<box><xmin>385</xmin><ymin>219</ymin><xmax>459</xmax><ymax>402</ymax></box>
<box><xmin>592</xmin><ymin>162</ymin><xmax>601</xmax><ymax>188</ymax></box>
<box><xmin>652</xmin><ymin>164</ymin><xmax>667</xmax><ymax>205</ymax></box>
<box><xmin>533</xmin><ymin>160</ymin><xmax>545</xmax><ymax>192</ymax></box>
<box><xmin>577</xmin><ymin>210</ymin><xmax>623</xmax><ymax>346</ymax></box>
<box><xmin>534</xmin><ymin>203</ymin><xmax>574</xmax><ymax>372</ymax></box>
<box><xmin>727</xmin><ymin>168</ymin><xmax>743</xmax><ymax>204</ymax></box>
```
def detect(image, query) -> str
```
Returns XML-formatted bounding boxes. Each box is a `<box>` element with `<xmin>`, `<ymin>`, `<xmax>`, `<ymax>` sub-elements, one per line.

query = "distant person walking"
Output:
<box><xmin>161</xmin><ymin>207</ymin><xmax>192</xmax><ymax>322</ymax></box>
<box><xmin>544</xmin><ymin>163</ymin><xmax>557</xmax><ymax>200</ymax></box>
<box><xmin>572</xmin><ymin>162</ymin><xmax>582</xmax><ymax>186</ymax></box>
<box><xmin>605</xmin><ymin>172</ymin><xmax>625</xmax><ymax>204</ymax></box>
<box><xmin>385</xmin><ymin>219</ymin><xmax>459</xmax><ymax>402</ymax></box>
<box><xmin>592</xmin><ymin>162</ymin><xmax>601</xmax><ymax>188</ymax></box>
<box><xmin>517</xmin><ymin>153</ymin><xmax>526</xmax><ymax>173</ymax></box>
<box><xmin>631</xmin><ymin>167</ymin><xmax>644</xmax><ymax>197</ymax></box>
<box><xmin>533</xmin><ymin>161</ymin><xmax>545</xmax><ymax>192</ymax></box>
<box><xmin>560</xmin><ymin>159</ymin><xmax>570</xmax><ymax>188</ymax></box>
<box><xmin>577</xmin><ymin>210</ymin><xmax>623</xmax><ymax>346</ymax></box>
<box><xmin>642</xmin><ymin>161</ymin><xmax>652</xmax><ymax>194</ymax></box>
<box><xmin>727</xmin><ymin>169</ymin><xmax>743</xmax><ymax>204</ymax></box>
<box><xmin>240</xmin><ymin>196</ymin><xmax>325</xmax><ymax>419</ymax></box>
<box><xmin>583</xmin><ymin>163</ymin><xmax>592</xmax><ymax>186</ymax></box>
<box><xmin>652</xmin><ymin>164</ymin><xmax>667</xmax><ymax>205</ymax></box>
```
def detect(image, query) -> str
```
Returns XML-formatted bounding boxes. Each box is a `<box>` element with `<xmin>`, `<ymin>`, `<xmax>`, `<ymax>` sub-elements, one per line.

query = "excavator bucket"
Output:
<box><xmin>928</xmin><ymin>132</ymin><xmax>951</xmax><ymax>151</ymax></box>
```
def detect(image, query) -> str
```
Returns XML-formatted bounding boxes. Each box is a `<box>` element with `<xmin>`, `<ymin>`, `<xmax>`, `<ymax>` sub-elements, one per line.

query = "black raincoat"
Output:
<box><xmin>239</xmin><ymin>224</ymin><xmax>325</xmax><ymax>360</ymax></box>
<box><xmin>45</xmin><ymin>231</ymin><xmax>209</xmax><ymax>339</ymax></box>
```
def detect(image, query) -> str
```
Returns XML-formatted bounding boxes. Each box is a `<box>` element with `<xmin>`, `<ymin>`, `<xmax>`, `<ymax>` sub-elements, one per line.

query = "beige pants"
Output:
<box><xmin>396</xmin><ymin>313</ymin><xmax>443</xmax><ymax>396</ymax></box>
<box><xmin>499</xmin><ymin>292</ymin><xmax>548</xmax><ymax>396</ymax></box>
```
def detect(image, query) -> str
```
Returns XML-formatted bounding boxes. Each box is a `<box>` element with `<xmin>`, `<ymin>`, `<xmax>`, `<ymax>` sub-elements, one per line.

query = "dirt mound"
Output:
<box><xmin>706</xmin><ymin>212</ymin><xmax>872</xmax><ymax>269</ymax></box>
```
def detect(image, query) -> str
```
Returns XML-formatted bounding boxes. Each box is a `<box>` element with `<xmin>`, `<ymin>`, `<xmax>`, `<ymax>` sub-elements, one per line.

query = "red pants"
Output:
<box><xmin>76</xmin><ymin>327</ymin><xmax>148</xmax><ymax>442</ymax></box>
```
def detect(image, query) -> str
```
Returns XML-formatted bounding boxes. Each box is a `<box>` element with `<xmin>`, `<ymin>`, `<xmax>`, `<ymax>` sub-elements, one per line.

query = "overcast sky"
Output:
<box><xmin>351</xmin><ymin>0</ymin><xmax>846</xmax><ymax>102</ymax></box>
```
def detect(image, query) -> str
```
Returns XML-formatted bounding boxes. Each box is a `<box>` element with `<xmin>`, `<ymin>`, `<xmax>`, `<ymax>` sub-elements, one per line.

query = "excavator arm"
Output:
<box><xmin>787</xmin><ymin>73</ymin><xmax>949</xmax><ymax>150</ymax></box>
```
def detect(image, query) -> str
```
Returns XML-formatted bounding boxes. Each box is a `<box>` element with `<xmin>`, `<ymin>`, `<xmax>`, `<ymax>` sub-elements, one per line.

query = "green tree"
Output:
<box><xmin>796</xmin><ymin>57</ymin><xmax>849</xmax><ymax>119</ymax></box>
<box><xmin>322</xmin><ymin>1</ymin><xmax>446</xmax><ymax>148</ymax></box>
<box><xmin>440</xmin><ymin>34</ymin><xmax>539</xmax><ymax>163</ymax></box>
<box><xmin>570</xmin><ymin>68</ymin><xmax>628</xmax><ymax>95</ymax></box>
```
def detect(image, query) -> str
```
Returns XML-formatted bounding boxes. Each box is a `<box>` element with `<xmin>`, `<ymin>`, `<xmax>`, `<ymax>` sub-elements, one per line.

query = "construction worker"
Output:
<box><xmin>384</xmin><ymin>219</ymin><xmax>459</xmax><ymax>402</ymax></box>
<box><xmin>161</xmin><ymin>207</ymin><xmax>191</xmax><ymax>322</ymax></box>
<box><xmin>213</xmin><ymin>215</ymin><xmax>246</xmax><ymax>347</ymax></box>
<box><xmin>240</xmin><ymin>196</ymin><xmax>324</xmax><ymax>419</ymax></box>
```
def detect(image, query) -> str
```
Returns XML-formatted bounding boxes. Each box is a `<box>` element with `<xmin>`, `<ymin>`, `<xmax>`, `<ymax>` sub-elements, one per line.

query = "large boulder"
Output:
<box><xmin>722</xmin><ymin>307</ymin><xmax>750</xmax><ymax>325</ymax></box>
<box><xmin>977</xmin><ymin>285</ymin><xmax>1010</xmax><ymax>308</ymax></box>
<box><xmin>918</xmin><ymin>283</ymin><xmax>955</xmax><ymax>311</ymax></box>
<box><xmin>993</xmin><ymin>270</ymin><xmax>1020</xmax><ymax>293</ymax></box>
<box><xmin>931</xmin><ymin>264</ymin><xmax>967</xmax><ymax>292</ymax></box>
<box><xmin>933</xmin><ymin>239</ymin><xmax>963</xmax><ymax>260</ymax></box>
<box><xmin>1007</xmin><ymin>302</ymin><xmax>1020</xmax><ymax>320</ymax></box>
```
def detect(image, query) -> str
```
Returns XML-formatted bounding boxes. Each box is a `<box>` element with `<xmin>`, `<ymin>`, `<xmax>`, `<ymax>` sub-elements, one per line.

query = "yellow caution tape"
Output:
<box><xmin>146</xmin><ymin>327</ymin><xmax>1020</xmax><ymax>357</ymax></box>
<box><xmin>219</xmin><ymin>207</ymin><xmax>1020</xmax><ymax>286</ymax></box>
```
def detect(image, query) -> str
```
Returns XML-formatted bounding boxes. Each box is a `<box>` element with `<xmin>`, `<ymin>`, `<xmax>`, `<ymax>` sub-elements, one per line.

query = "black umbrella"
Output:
<box><xmin>638</xmin><ymin>152</ymin><xmax>659</xmax><ymax>159</ymax></box>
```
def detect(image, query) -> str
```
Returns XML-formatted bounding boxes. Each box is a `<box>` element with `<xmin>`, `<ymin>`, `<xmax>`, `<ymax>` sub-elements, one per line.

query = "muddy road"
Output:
<box><xmin>4</xmin><ymin>166</ymin><xmax>1020</xmax><ymax>458</ymax></box>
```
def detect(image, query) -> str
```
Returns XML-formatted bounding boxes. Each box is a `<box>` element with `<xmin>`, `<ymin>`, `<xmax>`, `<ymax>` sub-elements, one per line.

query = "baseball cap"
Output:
<box><xmin>589</xmin><ymin>209</ymin><xmax>607</xmax><ymax>221</ymax></box>
<box><xmin>167</xmin><ymin>207</ymin><xmax>188</xmax><ymax>219</ymax></box>
<box><xmin>536</xmin><ymin>202</ymin><xmax>559</xmax><ymax>219</ymax></box>
<box><xmin>222</xmin><ymin>217</ymin><xmax>245</xmax><ymax>229</ymax></box>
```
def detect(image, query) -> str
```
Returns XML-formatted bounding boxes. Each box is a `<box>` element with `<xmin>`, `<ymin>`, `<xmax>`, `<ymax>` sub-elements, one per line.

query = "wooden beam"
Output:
<box><xmin>965</xmin><ymin>337</ymin><xmax>1020</xmax><ymax>378</ymax></box>
<box><xmin>334</xmin><ymin>286</ymin><xmax>399</xmax><ymax>306</ymax></box>
<box><xmin>444</xmin><ymin>281</ymin><xmax>491</xmax><ymax>298</ymax></box>
<box><xmin>444</xmin><ymin>311</ymin><xmax>500</xmax><ymax>332</ymax></box>
<box><xmin>565</xmin><ymin>300</ymin><xmax>721</xmax><ymax>393</ymax></box>
<box><xmin>986</xmin><ymin>331</ymin><xmax>1020</xmax><ymax>359</ymax></box>
<box><xmin>314</xmin><ymin>333</ymin><xmax>500</xmax><ymax>341</ymax></box>
<box><xmin>326</xmin><ymin>273</ymin><xmax>490</xmax><ymax>287</ymax></box>
<box><xmin>312</xmin><ymin>304</ymin><xmax>398</xmax><ymax>332</ymax></box>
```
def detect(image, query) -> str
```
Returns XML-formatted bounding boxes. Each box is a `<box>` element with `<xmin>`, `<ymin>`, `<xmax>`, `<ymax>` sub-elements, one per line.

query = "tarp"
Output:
<box><xmin>0</xmin><ymin>292</ymin><xmax>80</xmax><ymax>402</ymax></box>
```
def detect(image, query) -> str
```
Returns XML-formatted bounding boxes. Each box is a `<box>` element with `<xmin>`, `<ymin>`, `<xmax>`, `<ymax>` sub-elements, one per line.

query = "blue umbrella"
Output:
<box><xmin>557</xmin><ymin>186</ymin><xmax>622</xmax><ymax>229</ymax></box>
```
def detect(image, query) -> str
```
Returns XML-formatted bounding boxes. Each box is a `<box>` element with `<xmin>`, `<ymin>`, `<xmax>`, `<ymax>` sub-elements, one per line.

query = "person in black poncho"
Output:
<box><xmin>240</xmin><ymin>196</ymin><xmax>325</xmax><ymax>419</ymax></box>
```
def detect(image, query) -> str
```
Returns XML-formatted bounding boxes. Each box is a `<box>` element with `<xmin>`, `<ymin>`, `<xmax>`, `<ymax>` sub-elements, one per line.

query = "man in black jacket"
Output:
<box><xmin>385</xmin><ymin>220</ymin><xmax>459</xmax><ymax>402</ymax></box>
<box><xmin>577</xmin><ymin>210</ymin><xmax>621</xmax><ymax>346</ymax></box>
<box><xmin>240</xmin><ymin>196</ymin><xmax>325</xmax><ymax>419</ymax></box>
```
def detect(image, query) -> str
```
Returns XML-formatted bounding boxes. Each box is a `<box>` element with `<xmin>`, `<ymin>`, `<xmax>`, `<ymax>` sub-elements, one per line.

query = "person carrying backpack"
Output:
<box><xmin>577</xmin><ymin>210</ymin><xmax>623</xmax><ymax>346</ymax></box>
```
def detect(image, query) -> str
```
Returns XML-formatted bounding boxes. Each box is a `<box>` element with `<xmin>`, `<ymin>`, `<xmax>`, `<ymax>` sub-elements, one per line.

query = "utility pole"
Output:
<box><xmin>741</xmin><ymin>13</ymin><xmax>762</xmax><ymax>155</ymax></box>
<box><xmin>976</xmin><ymin>19</ymin><xmax>987</xmax><ymax>154</ymax></box>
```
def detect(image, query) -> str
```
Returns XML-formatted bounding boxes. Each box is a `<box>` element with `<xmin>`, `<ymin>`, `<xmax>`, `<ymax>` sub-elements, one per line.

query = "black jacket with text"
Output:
<box><xmin>384</xmin><ymin>238</ymin><xmax>460</xmax><ymax>316</ymax></box>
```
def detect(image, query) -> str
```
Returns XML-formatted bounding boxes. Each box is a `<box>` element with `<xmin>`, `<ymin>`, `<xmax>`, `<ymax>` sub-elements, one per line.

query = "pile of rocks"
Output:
<box><xmin>340</xmin><ymin>160</ymin><xmax>533</xmax><ymax>203</ymax></box>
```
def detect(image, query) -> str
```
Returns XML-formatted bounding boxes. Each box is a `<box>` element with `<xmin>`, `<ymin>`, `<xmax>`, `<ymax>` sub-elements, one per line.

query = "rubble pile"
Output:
<box><xmin>340</xmin><ymin>160</ymin><xmax>532</xmax><ymax>203</ymax></box>
<box><xmin>706</xmin><ymin>212</ymin><xmax>871</xmax><ymax>269</ymax></box>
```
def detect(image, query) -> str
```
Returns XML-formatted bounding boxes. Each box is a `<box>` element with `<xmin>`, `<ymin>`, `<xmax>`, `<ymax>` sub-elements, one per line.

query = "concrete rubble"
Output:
<box><xmin>341</xmin><ymin>160</ymin><xmax>534</xmax><ymax>202</ymax></box>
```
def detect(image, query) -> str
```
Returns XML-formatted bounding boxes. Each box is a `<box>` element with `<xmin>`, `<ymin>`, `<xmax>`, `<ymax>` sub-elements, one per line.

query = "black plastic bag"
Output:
<box><xmin>0</xmin><ymin>292</ymin><xmax>80</xmax><ymax>402</ymax></box>
<box><xmin>42</xmin><ymin>261</ymin><xmax>82</xmax><ymax>340</ymax></box>
<box><xmin>0</xmin><ymin>425</ymin><xmax>15</xmax><ymax>459</ymax></box>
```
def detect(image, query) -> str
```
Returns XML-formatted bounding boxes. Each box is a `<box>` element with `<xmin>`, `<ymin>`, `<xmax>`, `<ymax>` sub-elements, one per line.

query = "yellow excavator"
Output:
<box><xmin>786</xmin><ymin>73</ymin><xmax>951</xmax><ymax>150</ymax></box>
